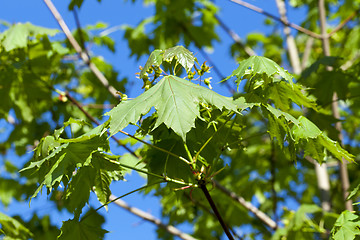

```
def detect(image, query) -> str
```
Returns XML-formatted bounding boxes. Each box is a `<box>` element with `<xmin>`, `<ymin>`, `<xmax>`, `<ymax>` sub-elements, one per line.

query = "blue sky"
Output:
<box><xmin>0</xmin><ymin>1</ymin><xmax>306</xmax><ymax>239</ymax></box>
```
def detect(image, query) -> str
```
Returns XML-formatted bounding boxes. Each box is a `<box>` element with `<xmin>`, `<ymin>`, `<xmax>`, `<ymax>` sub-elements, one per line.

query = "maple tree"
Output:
<box><xmin>1</xmin><ymin>0</ymin><xmax>360</xmax><ymax>239</ymax></box>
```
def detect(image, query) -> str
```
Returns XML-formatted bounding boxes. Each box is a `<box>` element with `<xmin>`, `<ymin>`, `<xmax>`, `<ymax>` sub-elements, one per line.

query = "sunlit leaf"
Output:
<box><xmin>106</xmin><ymin>75</ymin><xmax>245</xmax><ymax>141</ymax></box>
<box><xmin>331</xmin><ymin>211</ymin><xmax>360</xmax><ymax>240</ymax></box>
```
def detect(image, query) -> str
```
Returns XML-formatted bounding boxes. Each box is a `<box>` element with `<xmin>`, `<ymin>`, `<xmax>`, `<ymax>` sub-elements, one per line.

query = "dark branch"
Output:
<box><xmin>199</xmin><ymin>181</ymin><xmax>234</xmax><ymax>240</ymax></box>
<box><xmin>230</xmin><ymin>0</ymin><xmax>323</xmax><ymax>39</ymax></box>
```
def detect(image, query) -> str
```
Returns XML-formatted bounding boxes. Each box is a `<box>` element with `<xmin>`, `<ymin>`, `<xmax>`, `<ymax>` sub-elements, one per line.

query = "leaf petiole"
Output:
<box><xmin>117</xmin><ymin>129</ymin><xmax>192</xmax><ymax>166</ymax></box>
<box><xmin>81</xmin><ymin>180</ymin><xmax>164</xmax><ymax>222</ymax></box>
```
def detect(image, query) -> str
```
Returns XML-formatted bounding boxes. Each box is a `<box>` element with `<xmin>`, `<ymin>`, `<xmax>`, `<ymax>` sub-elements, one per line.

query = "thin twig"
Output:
<box><xmin>117</xmin><ymin>129</ymin><xmax>191</xmax><ymax>165</ymax></box>
<box><xmin>230</xmin><ymin>0</ymin><xmax>323</xmax><ymax>39</ymax></box>
<box><xmin>109</xmin><ymin>195</ymin><xmax>198</xmax><ymax>240</ymax></box>
<box><xmin>215</xmin><ymin>15</ymin><xmax>256</xmax><ymax>57</ymax></box>
<box><xmin>73</xmin><ymin>7</ymin><xmax>89</xmax><ymax>58</ymax></box>
<box><xmin>82</xmin><ymin>103</ymin><xmax>115</xmax><ymax>109</ymax></box>
<box><xmin>328</xmin><ymin>9</ymin><xmax>360</xmax><ymax>37</ymax></box>
<box><xmin>43</xmin><ymin>0</ymin><xmax>119</xmax><ymax>98</ymax></box>
<box><xmin>213</xmin><ymin>180</ymin><xmax>278</xmax><ymax>230</ymax></box>
<box><xmin>301</xmin><ymin>37</ymin><xmax>314</xmax><ymax>70</ymax></box>
<box><xmin>82</xmin><ymin>181</ymin><xmax>163</xmax><ymax>221</ymax></box>
<box><xmin>65</xmin><ymin>92</ymin><xmax>138</xmax><ymax>157</ymax></box>
<box><xmin>318</xmin><ymin>0</ymin><xmax>353</xmax><ymax>211</ymax></box>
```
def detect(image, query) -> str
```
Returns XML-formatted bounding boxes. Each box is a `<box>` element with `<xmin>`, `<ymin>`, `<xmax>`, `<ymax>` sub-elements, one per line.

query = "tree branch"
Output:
<box><xmin>213</xmin><ymin>180</ymin><xmax>278</xmax><ymax>230</ymax></box>
<box><xmin>215</xmin><ymin>15</ymin><xmax>256</xmax><ymax>57</ymax></box>
<box><xmin>328</xmin><ymin>9</ymin><xmax>360</xmax><ymax>37</ymax></box>
<box><xmin>315</xmin><ymin>163</ymin><xmax>331</xmax><ymax>211</ymax></box>
<box><xmin>270</xmin><ymin>142</ymin><xmax>278</xmax><ymax>223</ymax></box>
<box><xmin>43</xmin><ymin>0</ymin><xmax>119</xmax><ymax>98</ymax></box>
<box><xmin>301</xmin><ymin>37</ymin><xmax>314</xmax><ymax>70</ymax></box>
<box><xmin>318</xmin><ymin>0</ymin><xmax>353</xmax><ymax>211</ymax></box>
<box><xmin>230</xmin><ymin>0</ymin><xmax>323</xmax><ymax>39</ymax></box>
<box><xmin>199</xmin><ymin>181</ymin><xmax>234</xmax><ymax>240</ymax></box>
<box><xmin>274</xmin><ymin>0</ymin><xmax>301</xmax><ymax>75</ymax></box>
<box><xmin>109</xmin><ymin>195</ymin><xmax>197</xmax><ymax>240</ymax></box>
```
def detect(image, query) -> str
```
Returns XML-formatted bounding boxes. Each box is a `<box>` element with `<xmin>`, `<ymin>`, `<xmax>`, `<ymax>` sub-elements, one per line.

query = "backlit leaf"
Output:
<box><xmin>58</xmin><ymin>209</ymin><xmax>108</xmax><ymax>240</ymax></box>
<box><xmin>331</xmin><ymin>211</ymin><xmax>360</xmax><ymax>240</ymax></box>
<box><xmin>106</xmin><ymin>75</ymin><xmax>243</xmax><ymax>141</ymax></box>
<box><xmin>225</xmin><ymin>56</ymin><xmax>293</xmax><ymax>88</ymax></box>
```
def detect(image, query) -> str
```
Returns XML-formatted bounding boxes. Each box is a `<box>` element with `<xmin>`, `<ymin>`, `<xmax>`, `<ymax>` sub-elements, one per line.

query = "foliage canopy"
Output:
<box><xmin>1</xmin><ymin>1</ymin><xmax>360</xmax><ymax>240</ymax></box>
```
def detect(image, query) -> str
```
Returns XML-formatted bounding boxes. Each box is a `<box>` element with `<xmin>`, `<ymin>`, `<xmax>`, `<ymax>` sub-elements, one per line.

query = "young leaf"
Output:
<box><xmin>140</xmin><ymin>49</ymin><xmax>164</xmax><ymax>78</ymax></box>
<box><xmin>163</xmin><ymin>46</ymin><xmax>195</xmax><ymax>73</ymax></box>
<box><xmin>225</xmin><ymin>56</ymin><xmax>293</xmax><ymax>88</ymax></box>
<box><xmin>140</xmin><ymin>46</ymin><xmax>195</xmax><ymax>78</ymax></box>
<box><xmin>106</xmin><ymin>75</ymin><xmax>243</xmax><ymax>141</ymax></box>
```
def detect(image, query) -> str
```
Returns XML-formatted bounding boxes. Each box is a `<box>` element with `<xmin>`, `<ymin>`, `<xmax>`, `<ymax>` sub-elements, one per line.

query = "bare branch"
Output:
<box><xmin>230</xmin><ymin>0</ymin><xmax>323</xmax><ymax>39</ymax></box>
<box><xmin>269</xmin><ymin>143</ymin><xmax>278</xmax><ymax>222</ymax></box>
<box><xmin>301</xmin><ymin>37</ymin><xmax>314</xmax><ymax>70</ymax></box>
<box><xmin>315</xmin><ymin>163</ymin><xmax>331</xmax><ymax>211</ymax></box>
<box><xmin>318</xmin><ymin>0</ymin><xmax>353</xmax><ymax>211</ymax></box>
<box><xmin>213</xmin><ymin>180</ymin><xmax>278</xmax><ymax>230</ymax></box>
<box><xmin>328</xmin><ymin>9</ymin><xmax>360</xmax><ymax>37</ymax></box>
<box><xmin>275</xmin><ymin>0</ymin><xmax>301</xmax><ymax>75</ymax></box>
<box><xmin>215</xmin><ymin>15</ymin><xmax>256</xmax><ymax>57</ymax></box>
<box><xmin>43</xmin><ymin>0</ymin><xmax>119</xmax><ymax>98</ymax></box>
<box><xmin>109</xmin><ymin>195</ymin><xmax>197</xmax><ymax>240</ymax></box>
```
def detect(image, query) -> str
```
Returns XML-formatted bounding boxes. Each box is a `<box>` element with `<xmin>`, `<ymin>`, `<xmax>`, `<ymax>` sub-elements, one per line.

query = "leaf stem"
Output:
<box><xmin>183</xmin><ymin>143</ymin><xmax>195</xmax><ymax>166</ymax></box>
<box><xmin>117</xmin><ymin>129</ymin><xmax>191</xmax><ymax>166</ymax></box>
<box><xmin>194</xmin><ymin>113</ymin><xmax>234</xmax><ymax>162</ymax></box>
<box><xmin>81</xmin><ymin>180</ymin><xmax>164</xmax><ymax>222</ymax></box>
<box><xmin>119</xmin><ymin>163</ymin><xmax>197</xmax><ymax>187</ymax></box>
<box><xmin>198</xmin><ymin>181</ymin><xmax>234</xmax><ymax>240</ymax></box>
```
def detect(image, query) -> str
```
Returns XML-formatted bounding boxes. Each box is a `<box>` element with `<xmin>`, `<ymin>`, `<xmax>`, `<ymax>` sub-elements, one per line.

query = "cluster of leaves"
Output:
<box><xmin>2</xmin><ymin>0</ymin><xmax>360</xmax><ymax>239</ymax></box>
<box><xmin>0</xmin><ymin>20</ymin><xmax>126</xmax><ymax>239</ymax></box>
<box><xmin>17</xmin><ymin>45</ymin><xmax>356</xmax><ymax>239</ymax></box>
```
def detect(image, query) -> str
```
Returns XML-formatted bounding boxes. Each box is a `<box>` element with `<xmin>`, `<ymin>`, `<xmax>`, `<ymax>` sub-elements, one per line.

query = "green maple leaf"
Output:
<box><xmin>106</xmin><ymin>75</ymin><xmax>247</xmax><ymax>141</ymax></box>
<box><xmin>263</xmin><ymin>105</ymin><xmax>353</xmax><ymax>163</ymax></box>
<box><xmin>62</xmin><ymin>153</ymin><xmax>123</xmax><ymax>216</ymax></box>
<box><xmin>58</xmin><ymin>209</ymin><xmax>108</xmax><ymax>240</ymax></box>
<box><xmin>20</xmin><ymin>124</ymin><xmax>110</xmax><ymax>199</ymax></box>
<box><xmin>163</xmin><ymin>46</ymin><xmax>195</xmax><ymax>72</ymax></box>
<box><xmin>0</xmin><ymin>22</ymin><xmax>58</xmax><ymax>51</ymax></box>
<box><xmin>64</xmin><ymin>166</ymin><xmax>95</xmax><ymax>216</ymax></box>
<box><xmin>140</xmin><ymin>46</ymin><xmax>195</xmax><ymax>78</ymax></box>
<box><xmin>292</xmin><ymin>116</ymin><xmax>354</xmax><ymax>163</ymax></box>
<box><xmin>267</xmin><ymin>82</ymin><xmax>317</xmax><ymax>111</ymax></box>
<box><xmin>225</xmin><ymin>56</ymin><xmax>293</xmax><ymax>89</ymax></box>
<box><xmin>331</xmin><ymin>211</ymin><xmax>360</xmax><ymax>240</ymax></box>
